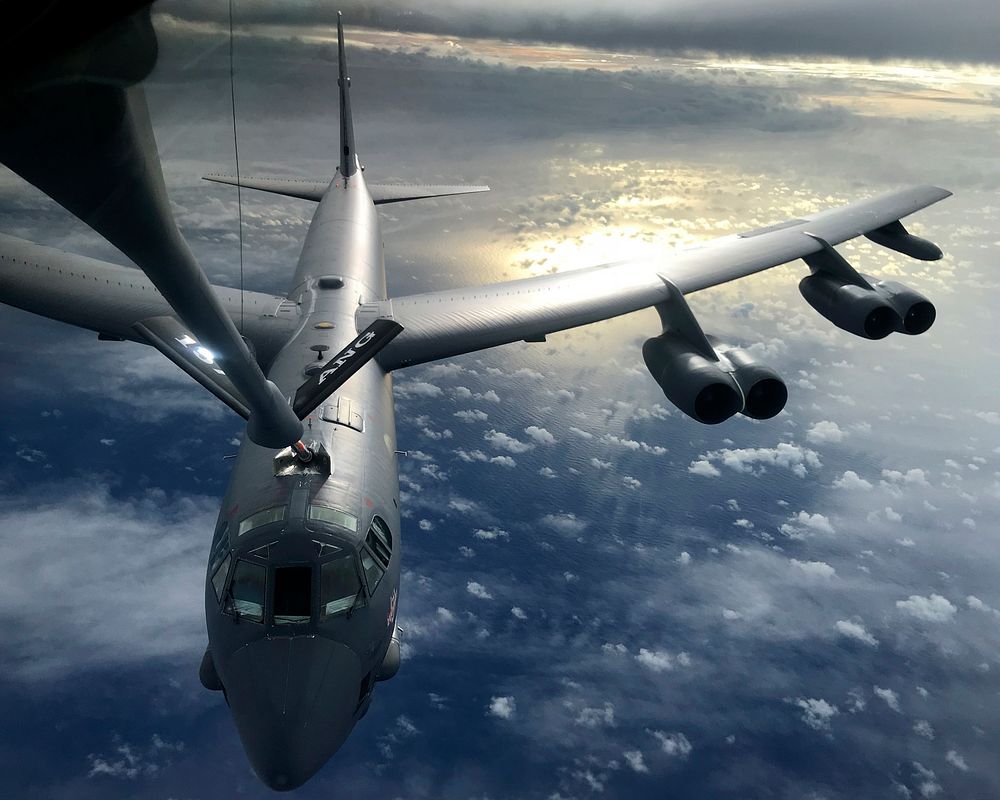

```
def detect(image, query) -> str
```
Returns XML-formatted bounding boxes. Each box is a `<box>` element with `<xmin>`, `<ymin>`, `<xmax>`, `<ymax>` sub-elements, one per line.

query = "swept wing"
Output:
<box><xmin>360</xmin><ymin>185</ymin><xmax>951</xmax><ymax>370</ymax></box>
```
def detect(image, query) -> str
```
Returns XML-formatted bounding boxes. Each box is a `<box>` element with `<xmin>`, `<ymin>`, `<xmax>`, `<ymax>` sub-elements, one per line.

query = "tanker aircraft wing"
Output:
<box><xmin>362</xmin><ymin>184</ymin><xmax>950</xmax><ymax>370</ymax></box>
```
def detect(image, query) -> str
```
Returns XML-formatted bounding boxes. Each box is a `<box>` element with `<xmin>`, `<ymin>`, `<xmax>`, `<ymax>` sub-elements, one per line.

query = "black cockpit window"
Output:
<box><xmin>238</xmin><ymin>506</ymin><xmax>286</xmax><ymax>537</ymax></box>
<box><xmin>227</xmin><ymin>560</ymin><xmax>265</xmax><ymax>622</ymax></box>
<box><xmin>360</xmin><ymin>548</ymin><xmax>385</xmax><ymax>593</ymax></box>
<box><xmin>273</xmin><ymin>566</ymin><xmax>312</xmax><ymax>624</ymax></box>
<box><xmin>320</xmin><ymin>556</ymin><xmax>363</xmax><ymax>618</ymax></box>
<box><xmin>209</xmin><ymin>522</ymin><xmax>230</xmax><ymax>575</ymax></box>
<box><xmin>366</xmin><ymin>516</ymin><xmax>392</xmax><ymax>567</ymax></box>
<box><xmin>308</xmin><ymin>505</ymin><xmax>358</xmax><ymax>532</ymax></box>
<box><xmin>211</xmin><ymin>553</ymin><xmax>232</xmax><ymax>602</ymax></box>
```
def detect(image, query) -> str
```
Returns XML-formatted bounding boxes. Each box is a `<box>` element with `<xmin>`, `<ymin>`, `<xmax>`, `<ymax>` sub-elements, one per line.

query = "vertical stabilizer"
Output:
<box><xmin>337</xmin><ymin>12</ymin><xmax>357</xmax><ymax>177</ymax></box>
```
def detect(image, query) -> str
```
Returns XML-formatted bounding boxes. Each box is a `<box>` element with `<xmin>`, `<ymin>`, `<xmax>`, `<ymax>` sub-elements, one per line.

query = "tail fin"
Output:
<box><xmin>337</xmin><ymin>12</ymin><xmax>358</xmax><ymax>178</ymax></box>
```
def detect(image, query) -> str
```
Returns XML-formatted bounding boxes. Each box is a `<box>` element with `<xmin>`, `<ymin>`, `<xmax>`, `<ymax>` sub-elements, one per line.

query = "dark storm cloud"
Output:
<box><xmin>165</xmin><ymin>0</ymin><xmax>1000</xmax><ymax>63</ymax></box>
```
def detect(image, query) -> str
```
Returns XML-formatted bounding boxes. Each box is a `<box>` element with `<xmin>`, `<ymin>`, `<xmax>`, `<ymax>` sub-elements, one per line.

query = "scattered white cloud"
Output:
<box><xmin>575</xmin><ymin>702</ymin><xmax>615</xmax><ymax>728</ymax></box>
<box><xmin>540</xmin><ymin>512</ymin><xmax>587</xmax><ymax>535</ymax></box>
<box><xmin>913</xmin><ymin>719</ymin><xmax>934</xmax><ymax>739</ymax></box>
<box><xmin>780</xmin><ymin>510</ymin><xmax>835</xmax><ymax>536</ymax></box>
<box><xmin>395</xmin><ymin>380</ymin><xmax>444</xmax><ymax>399</ymax></box>
<box><xmin>700</xmin><ymin>443</ymin><xmax>822</xmax><ymax>478</ymax></box>
<box><xmin>87</xmin><ymin>735</ymin><xmax>184</xmax><ymax>779</ymax></box>
<box><xmin>873</xmin><ymin>686</ymin><xmax>901</xmax><ymax>713</ymax></box>
<box><xmin>488</xmin><ymin>696</ymin><xmax>516</xmax><ymax>720</ymax></box>
<box><xmin>790</xmin><ymin>559</ymin><xmax>836</xmax><ymax>579</ymax></box>
<box><xmin>807</xmin><ymin>420</ymin><xmax>845</xmax><ymax>444</ymax></box>
<box><xmin>945</xmin><ymin>750</ymin><xmax>969</xmax><ymax>772</ymax></box>
<box><xmin>647</xmin><ymin>730</ymin><xmax>692</xmax><ymax>758</ymax></box>
<box><xmin>846</xmin><ymin>687</ymin><xmax>867</xmax><ymax>713</ymax></box>
<box><xmin>436</xmin><ymin>607</ymin><xmax>457</xmax><ymax>623</ymax></box>
<box><xmin>881</xmin><ymin>468</ymin><xmax>930</xmax><ymax>487</ymax></box>
<box><xmin>688</xmin><ymin>459</ymin><xmax>721</xmax><ymax>477</ymax></box>
<box><xmin>636</xmin><ymin>648</ymin><xmax>674</xmax><ymax>672</ymax></box>
<box><xmin>833</xmin><ymin>470</ymin><xmax>873</xmax><ymax>490</ymax></box>
<box><xmin>524</xmin><ymin>425</ymin><xmax>556</xmax><ymax>444</ymax></box>
<box><xmin>835</xmin><ymin>619</ymin><xmax>878</xmax><ymax>646</ymax></box>
<box><xmin>792</xmin><ymin>697</ymin><xmax>838</xmax><ymax>731</ymax></box>
<box><xmin>511</xmin><ymin>606</ymin><xmax>527</xmax><ymax>620</ymax></box>
<box><xmin>473</xmin><ymin>527</ymin><xmax>510</xmax><ymax>541</ymax></box>
<box><xmin>896</xmin><ymin>594</ymin><xmax>957</xmax><ymax>623</ymax></box>
<box><xmin>912</xmin><ymin>762</ymin><xmax>941</xmax><ymax>798</ymax></box>
<box><xmin>484</xmin><ymin>429</ymin><xmax>534</xmax><ymax>453</ymax></box>
<box><xmin>454</xmin><ymin>409</ymin><xmax>489</xmax><ymax>423</ymax></box>
<box><xmin>467</xmin><ymin>581</ymin><xmax>494</xmax><ymax>600</ymax></box>
<box><xmin>966</xmin><ymin>595</ymin><xmax>1000</xmax><ymax>616</ymax></box>
<box><xmin>623</xmin><ymin>749</ymin><xmax>648</xmax><ymax>773</ymax></box>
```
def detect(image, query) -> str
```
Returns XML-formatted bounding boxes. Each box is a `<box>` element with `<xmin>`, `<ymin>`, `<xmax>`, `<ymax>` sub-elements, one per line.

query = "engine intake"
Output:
<box><xmin>799</xmin><ymin>272</ymin><xmax>936</xmax><ymax>339</ymax></box>
<box><xmin>799</xmin><ymin>274</ymin><xmax>899</xmax><ymax>339</ymax></box>
<box><xmin>642</xmin><ymin>334</ymin><xmax>742</xmax><ymax>424</ymax></box>
<box><xmin>722</xmin><ymin>347</ymin><xmax>788</xmax><ymax>420</ymax></box>
<box><xmin>867</xmin><ymin>278</ymin><xmax>936</xmax><ymax>335</ymax></box>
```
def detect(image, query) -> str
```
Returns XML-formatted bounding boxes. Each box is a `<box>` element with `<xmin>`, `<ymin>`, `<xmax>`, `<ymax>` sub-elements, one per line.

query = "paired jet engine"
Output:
<box><xmin>642</xmin><ymin>282</ymin><xmax>788</xmax><ymax>425</ymax></box>
<box><xmin>797</xmin><ymin>225</ymin><xmax>940</xmax><ymax>340</ymax></box>
<box><xmin>642</xmin><ymin>334</ymin><xmax>786</xmax><ymax>425</ymax></box>
<box><xmin>645</xmin><ymin>224</ymin><xmax>940</xmax><ymax>425</ymax></box>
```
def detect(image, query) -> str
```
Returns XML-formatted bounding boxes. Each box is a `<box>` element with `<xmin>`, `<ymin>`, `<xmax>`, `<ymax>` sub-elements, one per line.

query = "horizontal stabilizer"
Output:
<box><xmin>367</xmin><ymin>182</ymin><xmax>490</xmax><ymax>205</ymax></box>
<box><xmin>203</xmin><ymin>174</ymin><xmax>489</xmax><ymax>205</ymax></box>
<box><xmin>133</xmin><ymin>315</ymin><xmax>251</xmax><ymax>419</ymax></box>
<box><xmin>203</xmin><ymin>174</ymin><xmax>328</xmax><ymax>202</ymax></box>
<box><xmin>293</xmin><ymin>318</ymin><xmax>403</xmax><ymax>419</ymax></box>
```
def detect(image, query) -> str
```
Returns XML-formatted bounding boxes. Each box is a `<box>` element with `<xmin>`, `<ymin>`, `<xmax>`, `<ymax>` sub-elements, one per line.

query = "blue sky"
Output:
<box><xmin>1</xmin><ymin>5</ymin><xmax>1000</xmax><ymax>798</ymax></box>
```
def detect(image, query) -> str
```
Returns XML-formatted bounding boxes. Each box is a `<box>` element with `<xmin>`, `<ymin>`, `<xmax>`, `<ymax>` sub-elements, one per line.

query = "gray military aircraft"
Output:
<box><xmin>0</xmin><ymin>4</ymin><xmax>950</xmax><ymax>792</ymax></box>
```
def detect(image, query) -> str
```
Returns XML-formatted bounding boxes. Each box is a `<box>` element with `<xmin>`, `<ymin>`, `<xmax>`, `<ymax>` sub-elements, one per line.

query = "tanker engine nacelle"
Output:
<box><xmin>799</xmin><ymin>232</ymin><xmax>937</xmax><ymax>340</ymax></box>
<box><xmin>799</xmin><ymin>274</ymin><xmax>936</xmax><ymax>340</ymax></box>
<box><xmin>642</xmin><ymin>333</ymin><xmax>787</xmax><ymax>425</ymax></box>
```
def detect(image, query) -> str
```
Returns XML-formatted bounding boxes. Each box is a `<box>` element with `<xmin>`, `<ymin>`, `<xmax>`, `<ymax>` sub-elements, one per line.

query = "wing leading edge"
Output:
<box><xmin>360</xmin><ymin>185</ymin><xmax>951</xmax><ymax>370</ymax></box>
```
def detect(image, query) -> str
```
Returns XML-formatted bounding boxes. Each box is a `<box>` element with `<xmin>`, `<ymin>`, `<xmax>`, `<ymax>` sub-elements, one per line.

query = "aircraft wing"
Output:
<box><xmin>0</xmin><ymin>232</ymin><xmax>299</xmax><ymax>384</ymax></box>
<box><xmin>360</xmin><ymin>185</ymin><xmax>952</xmax><ymax>370</ymax></box>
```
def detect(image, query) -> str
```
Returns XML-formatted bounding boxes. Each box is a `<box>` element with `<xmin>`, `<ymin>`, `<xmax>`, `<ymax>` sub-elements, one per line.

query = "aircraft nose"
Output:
<box><xmin>223</xmin><ymin>636</ymin><xmax>363</xmax><ymax>791</ymax></box>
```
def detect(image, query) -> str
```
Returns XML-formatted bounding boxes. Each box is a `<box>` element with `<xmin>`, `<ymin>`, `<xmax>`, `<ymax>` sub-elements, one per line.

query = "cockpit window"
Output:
<box><xmin>366</xmin><ymin>516</ymin><xmax>392</xmax><ymax>567</ymax></box>
<box><xmin>320</xmin><ymin>556</ymin><xmax>363</xmax><ymax>618</ymax></box>
<box><xmin>273</xmin><ymin>566</ymin><xmax>312</xmax><ymax>624</ymax></box>
<box><xmin>360</xmin><ymin>548</ymin><xmax>385</xmax><ymax>593</ymax></box>
<box><xmin>308</xmin><ymin>505</ymin><xmax>358</xmax><ymax>532</ymax></box>
<box><xmin>227</xmin><ymin>560</ymin><xmax>266</xmax><ymax>622</ymax></box>
<box><xmin>238</xmin><ymin>506</ymin><xmax>286</xmax><ymax>537</ymax></box>
<box><xmin>209</xmin><ymin>522</ymin><xmax>230</xmax><ymax>575</ymax></box>
<box><xmin>211</xmin><ymin>553</ymin><xmax>232</xmax><ymax>602</ymax></box>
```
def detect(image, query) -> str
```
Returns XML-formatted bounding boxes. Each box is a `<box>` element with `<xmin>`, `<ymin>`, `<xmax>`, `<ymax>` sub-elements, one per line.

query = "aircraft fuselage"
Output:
<box><xmin>203</xmin><ymin>168</ymin><xmax>402</xmax><ymax>791</ymax></box>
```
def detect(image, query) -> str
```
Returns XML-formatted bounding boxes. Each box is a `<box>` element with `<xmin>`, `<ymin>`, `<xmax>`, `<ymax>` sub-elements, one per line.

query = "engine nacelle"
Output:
<box><xmin>799</xmin><ymin>273</ymin><xmax>936</xmax><ymax>339</ymax></box>
<box><xmin>867</xmin><ymin>278</ymin><xmax>936</xmax><ymax>335</ymax></box>
<box><xmin>864</xmin><ymin>220</ymin><xmax>943</xmax><ymax>261</ymax></box>
<box><xmin>799</xmin><ymin>273</ymin><xmax>901</xmax><ymax>339</ymax></box>
<box><xmin>642</xmin><ymin>333</ymin><xmax>743</xmax><ymax>424</ymax></box>
<box><xmin>721</xmin><ymin>347</ymin><xmax>788</xmax><ymax>420</ymax></box>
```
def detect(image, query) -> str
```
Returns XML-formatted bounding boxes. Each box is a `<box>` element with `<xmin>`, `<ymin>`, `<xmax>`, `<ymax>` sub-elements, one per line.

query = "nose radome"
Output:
<box><xmin>223</xmin><ymin>636</ymin><xmax>363</xmax><ymax>791</ymax></box>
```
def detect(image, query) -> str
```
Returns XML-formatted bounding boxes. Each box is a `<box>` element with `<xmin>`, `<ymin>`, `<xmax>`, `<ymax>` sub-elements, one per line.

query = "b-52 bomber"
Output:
<box><xmin>0</xmin><ymin>3</ymin><xmax>950</xmax><ymax>791</ymax></box>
